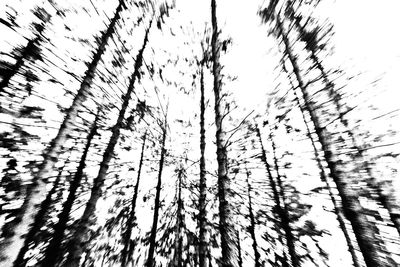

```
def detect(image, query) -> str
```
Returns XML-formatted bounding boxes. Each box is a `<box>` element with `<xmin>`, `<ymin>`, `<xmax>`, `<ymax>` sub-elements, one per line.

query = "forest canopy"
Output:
<box><xmin>0</xmin><ymin>0</ymin><xmax>399</xmax><ymax>266</ymax></box>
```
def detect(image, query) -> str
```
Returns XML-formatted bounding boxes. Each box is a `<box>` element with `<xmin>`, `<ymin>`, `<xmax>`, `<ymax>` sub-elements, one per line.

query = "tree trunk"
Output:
<box><xmin>146</xmin><ymin>122</ymin><xmax>167</xmax><ymax>267</ymax></box>
<box><xmin>0</xmin><ymin>2</ymin><xmax>126</xmax><ymax>265</ymax></box>
<box><xmin>236</xmin><ymin>231</ymin><xmax>243</xmax><ymax>267</ymax></box>
<box><xmin>39</xmin><ymin>111</ymin><xmax>100</xmax><ymax>267</ymax></box>
<box><xmin>293</xmin><ymin>14</ymin><xmax>400</xmax><ymax>237</ymax></box>
<box><xmin>14</xmin><ymin>151</ymin><xmax>71</xmax><ymax>267</ymax></box>
<box><xmin>276</xmin><ymin>15</ymin><xmax>385</xmax><ymax>267</ymax></box>
<box><xmin>255</xmin><ymin>125</ymin><xmax>297</xmax><ymax>267</ymax></box>
<box><xmin>281</xmin><ymin>60</ymin><xmax>361</xmax><ymax>267</ymax></box>
<box><xmin>198</xmin><ymin>54</ymin><xmax>209</xmax><ymax>267</ymax></box>
<box><xmin>268</xmin><ymin>126</ymin><xmax>300</xmax><ymax>267</ymax></box>
<box><xmin>121</xmin><ymin>132</ymin><xmax>147</xmax><ymax>266</ymax></box>
<box><xmin>172</xmin><ymin>168</ymin><xmax>184</xmax><ymax>267</ymax></box>
<box><xmin>64</xmin><ymin>18</ymin><xmax>152</xmax><ymax>267</ymax></box>
<box><xmin>210</xmin><ymin>0</ymin><xmax>238</xmax><ymax>266</ymax></box>
<box><xmin>244</xmin><ymin>168</ymin><xmax>261</xmax><ymax>267</ymax></box>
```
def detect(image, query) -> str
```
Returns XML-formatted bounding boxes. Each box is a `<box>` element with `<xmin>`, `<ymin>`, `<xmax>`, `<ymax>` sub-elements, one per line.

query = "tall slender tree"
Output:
<box><xmin>255</xmin><ymin>125</ymin><xmax>297</xmax><ymax>267</ymax></box>
<box><xmin>288</xmin><ymin>7</ymin><xmax>400</xmax><ymax>236</ymax></box>
<box><xmin>172</xmin><ymin>167</ymin><xmax>184</xmax><ymax>267</ymax></box>
<box><xmin>146</xmin><ymin>118</ymin><xmax>167</xmax><ymax>267</ymax></box>
<box><xmin>198</xmin><ymin>45</ymin><xmax>209</xmax><ymax>267</ymax></box>
<box><xmin>121</xmin><ymin>131</ymin><xmax>147</xmax><ymax>266</ymax></box>
<box><xmin>0</xmin><ymin>2</ymin><xmax>127</xmax><ymax>264</ymax></box>
<box><xmin>268</xmin><ymin>123</ymin><xmax>300</xmax><ymax>267</ymax></box>
<box><xmin>244</xmin><ymin>168</ymin><xmax>261</xmax><ymax>267</ymax></box>
<box><xmin>236</xmin><ymin>230</ymin><xmax>243</xmax><ymax>267</ymax></box>
<box><xmin>64</xmin><ymin>17</ymin><xmax>153</xmax><ymax>267</ymax></box>
<box><xmin>210</xmin><ymin>0</ymin><xmax>238</xmax><ymax>265</ymax></box>
<box><xmin>38</xmin><ymin>109</ymin><xmax>100</xmax><ymax>267</ymax></box>
<box><xmin>281</xmin><ymin>59</ymin><xmax>361</xmax><ymax>267</ymax></box>
<box><xmin>13</xmin><ymin>145</ymin><xmax>74</xmax><ymax>267</ymax></box>
<box><xmin>261</xmin><ymin>10</ymin><xmax>386</xmax><ymax>265</ymax></box>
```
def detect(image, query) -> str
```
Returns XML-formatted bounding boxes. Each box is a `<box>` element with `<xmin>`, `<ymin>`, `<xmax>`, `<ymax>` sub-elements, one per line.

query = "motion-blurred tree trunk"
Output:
<box><xmin>146</xmin><ymin>119</ymin><xmax>167</xmax><ymax>267</ymax></box>
<box><xmin>268</xmin><ymin>124</ymin><xmax>300</xmax><ymax>267</ymax></box>
<box><xmin>255</xmin><ymin>125</ymin><xmax>297</xmax><ymax>266</ymax></box>
<box><xmin>281</xmin><ymin>59</ymin><xmax>361</xmax><ymax>267</ymax></box>
<box><xmin>64</xmin><ymin>18</ymin><xmax>152</xmax><ymax>267</ymax></box>
<box><xmin>244</xmin><ymin>168</ymin><xmax>261</xmax><ymax>267</ymax></box>
<box><xmin>172</xmin><ymin>168</ymin><xmax>184</xmax><ymax>267</ymax></box>
<box><xmin>236</xmin><ymin>230</ymin><xmax>243</xmax><ymax>267</ymax></box>
<box><xmin>14</xmin><ymin>149</ymin><xmax>72</xmax><ymax>267</ymax></box>
<box><xmin>290</xmin><ymin>9</ymin><xmax>400</xmax><ymax>237</ymax></box>
<box><xmin>0</xmin><ymin>2</ymin><xmax>126</xmax><ymax>265</ymax></box>
<box><xmin>121</xmin><ymin>132</ymin><xmax>147</xmax><ymax>266</ymax></box>
<box><xmin>210</xmin><ymin>0</ymin><xmax>238</xmax><ymax>265</ymax></box>
<box><xmin>198</xmin><ymin>49</ymin><xmax>209</xmax><ymax>267</ymax></box>
<box><xmin>38</xmin><ymin>110</ymin><xmax>100</xmax><ymax>267</ymax></box>
<box><xmin>273</xmin><ymin>14</ymin><xmax>385</xmax><ymax>267</ymax></box>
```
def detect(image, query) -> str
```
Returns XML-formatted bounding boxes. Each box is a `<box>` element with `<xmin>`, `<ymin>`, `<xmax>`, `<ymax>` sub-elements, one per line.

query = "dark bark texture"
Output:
<box><xmin>198</xmin><ymin>54</ymin><xmax>209</xmax><ymax>267</ymax></box>
<box><xmin>211</xmin><ymin>0</ymin><xmax>238</xmax><ymax>265</ymax></box>
<box><xmin>146</xmin><ymin>123</ymin><xmax>167</xmax><ymax>267</ymax></box>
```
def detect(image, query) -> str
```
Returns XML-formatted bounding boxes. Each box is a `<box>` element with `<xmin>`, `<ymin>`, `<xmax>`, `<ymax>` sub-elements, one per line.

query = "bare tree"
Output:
<box><xmin>121</xmin><ymin>132</ymin><xmax>147</xmax><ymax>266</ymax></box>
<box><xmin>146</xmin><ymin>118</ymin><xmax>168</xmax><ymax>267</ymax></box>
<box><xmin>14</xmin><ymin>146</ymin><xmax>73</xmax><ymax>267</ymax></box>
<box><xmin>172</xmin><ymin>167</ymin><xmax>184</xmax><ymax>267</ymax></box>
<box><xmin>198</xmin><ymin>45</ymin><xmax>209</xmax><ymax>267</ymax></box>
<box><xmin>255</xmin><ymin>125</ymin><xmax>298</xmax><ymax>267</ymax></box>
<box><xmin>0</xmin><ymin>2</ymin><xmax>127</xmax><ymax>265</ymax></box>
<box><xmin>38</xmin><ymin>110</ymin><xmax>100</xmax><ymax>267</ymax></box>
<box><xmin>269</xmin><ymin>123</ymin><xmax>300</xmax><ymax>267</ymax></box>
<box><xmin>210</xmin><ymin>0</ymin><xmax>238</xmax><ymax>265</ymax></box>
<box><xmin>64</xmin><ymin>18</ymin><xmax>153</xmax><ymax>267</ymax></box>
<box><xmin>244</xmin><ymin>168</ymin><xmax>261</xmax><ymax>267</ymax></box>
<box><xmin>266</xmin><ymin>11</ymin><xmax>386</xmax><ymax>266</ymax></box>
<box><xmin>289</xmin><ymin>8</ymin><xmax>400</xmax><ymax>236</ymax></box>
<box><xmin>281</xmin><ymin>59</ymin><xmax>361</xmax><ymax>267</ymax></box>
